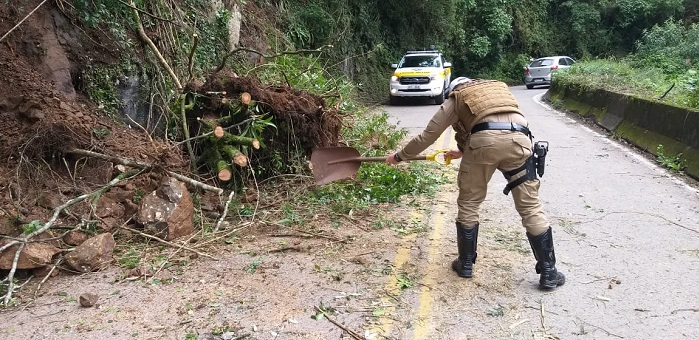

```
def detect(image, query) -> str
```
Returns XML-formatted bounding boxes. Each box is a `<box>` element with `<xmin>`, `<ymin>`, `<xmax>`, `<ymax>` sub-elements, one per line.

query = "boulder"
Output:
<box><xmin>135</xmin><ymin>177</ymin><xmax>194</xmax><ymax>240</ymax></box>
<box><xmin>62</xmin><ymin>230</ymin><xmax>90</xmax><ymax>246</ymax></box>
<box><xmin>64</xmin><ymin>233</ymin><xmax>116</xmax><ymax>272</ymax></box>
<box><xmin>0</xmin><ymin>240</ymin><xmax>61</xmax><ymax>269</ymax></box>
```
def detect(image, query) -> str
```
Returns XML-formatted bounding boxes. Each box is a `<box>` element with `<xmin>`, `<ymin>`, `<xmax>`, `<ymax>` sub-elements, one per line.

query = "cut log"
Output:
<box><xmin>216</xmin><ymin>160</ymin><xmax>232</xmax><ymax>181</ymax></box>
<box><xmin>207</xmin><ymin>149</ymin><xmax>233</xmax><ymax>181</ymax></box>
<box><xmin>221</xmin><ymin>145</ymin><xmax>248</xmax><ymax>167</ymax></box>
<box><xmin>213</xmin><ymin>126</ymin><xmax>225</xmax><ymax>138</ymax></box>
<box><xmin>241</xmin><ymin>92</ymin><xmax>251</xmax><ymax>105</ymax></box>
<box><xmin>234</xmin><ymin>154</ymin><xmax>248</xmax><ymax>167</ymax></box>
<box><xmin>219</xmin><ymin>132</ymin><xmax>260</xmax><ymax>149</ymax></box>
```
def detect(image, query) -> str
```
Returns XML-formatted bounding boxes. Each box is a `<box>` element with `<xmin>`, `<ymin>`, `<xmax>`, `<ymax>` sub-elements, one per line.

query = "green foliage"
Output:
<box><xmin>632</xmin><ymin>19</ymin><xmax>699</xmax><ymax>75</ymax></box>
<box><xmin>343</xmin><ymin>111</ymin><xmax>407</xmax><ymax>153</ymax></box>
<box><xmin>396</xmin><ymin>273</ymin><xmax>415</xmax><ymax>290</ymax></box>
<box><xmin>486</xmin><ymin>304</ymin><xmax>505</xmax><ymax>317</ymax></box>
<box><xmin>480</xmin><ymin>53</ymin><xmax>533</xmax><ymax>83</ymax></box>
<box><xmin>284</xmin><ymin>2</ymin><xmax>333</xmax><ymax>47</ymax></box>
<box><xmin>132</xmin><ymin>188</ymin><xmax>146</xmax><ymax>203</ymax></box>
<box><xmin>554</xmin><ymin>58</ymin><xmax>668</xmax><ymax>96</ymax></box>
<box><xmin>118</xmin><ymin>248</ymin><xmax>142</xmax><ymax>270</ymax></box>
<box><xmin>656</xmin><ymin>144</ymin><xmax>687</xmax><ymax>173</ymax></box>
<box><xmin>21</xmin><ymin>220</ymin><xmax>42</xmax><ymax>235</ymax></box>
<box><xmin>78</xmin><ymin>60</ymin><xmax>142</xmax><ymax>119</ymax></box>
<box><xmin>73</xmin><ymin>0</ymin><xmax>136</xmax><ymax>51</ymax></box>
<box><xmin>309</xmin><ymin>161</ymin><xmax>447</xmax><ymax>216</ymax></box>
<box><xmin>92</xmin><ymin>128</ymin><xmax>111</xmax><ymax>140</ymax></box>
<box><xmin>244</xmin><ymin>257</ymin><xmax>263</xmax><ymax>274</ymax></box>
<box><xmin>556</xmin><ymin>54</ymin><xmax>699</xmax><ymax>110</ymax></box>
<box><xmin>254</xmin><ymin>54</ymin><xmax>356</xmax><ymax>109</ymax></box>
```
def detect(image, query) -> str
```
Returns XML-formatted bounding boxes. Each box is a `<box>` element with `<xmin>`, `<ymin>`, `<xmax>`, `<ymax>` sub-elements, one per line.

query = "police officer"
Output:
<box><xmin>386</xmin><ymin>77</ymin><xmax>565</xmax><ymax>290</ymax></box>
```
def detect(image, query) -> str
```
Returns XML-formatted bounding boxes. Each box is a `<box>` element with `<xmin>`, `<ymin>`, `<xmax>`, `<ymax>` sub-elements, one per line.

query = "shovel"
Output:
<box><xmin>310</xmin><ymin>147</ymin><xmax>452</xmax><ymax>185</ymax></box>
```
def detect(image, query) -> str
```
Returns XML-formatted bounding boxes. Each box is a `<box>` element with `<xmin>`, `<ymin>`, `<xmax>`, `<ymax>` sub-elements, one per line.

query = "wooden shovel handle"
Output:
<box><xmin>327</xmin><ymin>156</ymin><xmax>427</xmax><ymax>165</ymax></box>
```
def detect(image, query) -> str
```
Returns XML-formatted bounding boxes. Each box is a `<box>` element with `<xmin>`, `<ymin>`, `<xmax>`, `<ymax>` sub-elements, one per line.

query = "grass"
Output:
<box><xmin>555</xmin><ymin>58</ymin><xmax>699</xmax><ymax>110</ymax></box>
<box><xmin>656</xmin><ymin>144</ymin><xmax>687</xmax><ymax>173</ymax></box>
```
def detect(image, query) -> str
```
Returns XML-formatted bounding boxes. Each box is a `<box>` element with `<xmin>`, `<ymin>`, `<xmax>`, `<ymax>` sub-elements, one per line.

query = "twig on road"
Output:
<box><xmin>581</xmin><ymin>321</ymin><xmax>625</xmax><ymax>339</ymax></box>
<box><xmin>119</xmin><ymin>225</ymin><xmax>217</xmax><ymax>260</ymax></box>
<box><xmin>578</xmin><ymin>211</ymin><xmax>697</xmax><ymax>234</ymax></box>
<box><xmin>314</xmin><ymin>305</ymin><xmax>364</xmax><ymax>340</ymax></box>
<box><xmin>671</xmin><ymin>308</ymin><xmax>699</xmax><ymax>314</ymax></box>
<box><xmin>215</xmin><ymin>190</ymin><xmax>236</xmax><ymax>232</ymax></box>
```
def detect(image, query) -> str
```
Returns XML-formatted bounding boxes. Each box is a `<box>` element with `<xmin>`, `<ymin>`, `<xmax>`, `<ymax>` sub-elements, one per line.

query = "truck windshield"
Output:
<box><xmin>400</xmin><ymin>55</ymin><xmax>440</xmax><ymax>68</ymax></box>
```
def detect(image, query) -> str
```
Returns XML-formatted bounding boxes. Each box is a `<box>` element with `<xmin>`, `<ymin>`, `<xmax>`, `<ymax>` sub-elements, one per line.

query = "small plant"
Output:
<box><xmin>486</xmin><ymin>304</ymin><xmax>505</xmax><ymax>317</ymax></box>
<box><xmin>396</xmin><ymin>273</ymin><xmax>415</xmax><ymax>290</ymax></box>
<box><xmin>118</xmin><ymin>248</ymin><xmax>142</xmax><ymax>270</ymax></box>
<box><xmin>92</xmin><ymin>128</ymin><xmax>111</xmax><ymax>140</ymax></box>
<box><xmin>310</xmin><ymin>303</ymin><xmax>334</xmax><ymax>320</ymax></box>
<box><xmin>132</xmin><ymin>188</ymin><xmax>145</xmax><ymax>203</ymax></box>
<box><xmin>371</xmin><ymin>217</ymin><xmax>396</xmax><ymax>230</ymax></box>
<box><xmin>21</xmin><ymin>220</ymin><xmax>42</xmax><ymax>235</ymax></box>
<box><xmin>244</xmin><ymin>257</ymin><xmax>262</xmax><ymax>274</ymax></box>
<box><xmin>656</xmin><ymin>144</ymin><xmax>687</xmax><ymax>173</ymax></box>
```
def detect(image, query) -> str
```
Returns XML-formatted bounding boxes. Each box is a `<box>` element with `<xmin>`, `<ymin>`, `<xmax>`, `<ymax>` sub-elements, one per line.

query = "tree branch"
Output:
<box><xmin>213</xmin><ymin>45</ymin><xmax>334</xmax><ymax>77</ymax></box>
<box><xmin>67</xmin><ymin>149</ymin><xmax>223</xmax><ymax>195</ymax></box>
<box><xmin>0</xmin><ymin>0</ymin><xmax>49</xmax><ymax>43</ymax></box>
<box><xmin>130</xmin><ymin>0</ymin><xmax>182</xmax><ymax>92</ymax></box>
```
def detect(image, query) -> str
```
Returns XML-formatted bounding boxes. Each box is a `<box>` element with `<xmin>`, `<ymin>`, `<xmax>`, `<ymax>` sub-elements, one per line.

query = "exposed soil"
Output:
<box><xmin>0</xmin><ymin>0</ymin><xmax>348</xmax><ymax>329</ymax></box>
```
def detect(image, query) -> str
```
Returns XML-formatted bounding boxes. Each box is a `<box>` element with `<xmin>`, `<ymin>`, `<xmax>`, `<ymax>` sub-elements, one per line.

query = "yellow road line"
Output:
<box><xmin>371</xmin><ymin>129</ymin><xmax>451</xmax><ymax>337</ymax></box>
<box><xmin>412</xmin><ymin>129</ymin><xmax>456</xmax><ymax>340</ymax></box>
<box><xmin>412</xmin><ymin>205</ymin><xmax>444</xmax><ymax>339</ymax></box>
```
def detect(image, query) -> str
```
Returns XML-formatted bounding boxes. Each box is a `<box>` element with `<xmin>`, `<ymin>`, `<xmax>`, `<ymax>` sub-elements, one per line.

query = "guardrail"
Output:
<box><xmin>544</xmin><ymin>83</ymin><xmax>699</xmax><ymax>180</ymax></box>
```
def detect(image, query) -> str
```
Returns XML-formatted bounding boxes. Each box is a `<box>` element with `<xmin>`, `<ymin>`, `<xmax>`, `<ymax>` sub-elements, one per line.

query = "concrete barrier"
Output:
<box><xmin>544</xmin><ymin>83</ymin><xmax>699</xmax><ymax>180</ymax></box>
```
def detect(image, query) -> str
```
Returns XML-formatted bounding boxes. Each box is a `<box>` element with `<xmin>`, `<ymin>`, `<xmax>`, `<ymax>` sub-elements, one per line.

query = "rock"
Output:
<box><xmin>32</xmin><ymin>265</ymin><xmax>59</xmax><ymax>278</ymax></box>
<box><xmin>64</xmin><ymin>233</ymin><xmax>116</xmax><ymax>272</ymax></box>
<box><xmin>126</xmin><ymin>264</ymin><xmax>154</xmax><ymax>278</ymax></box>
<box><xmin>95</xmin><ymin>196</ymin><xmax>124</xmax><ymax>218</ymax></box>
<box><xmin>0</xmin><ymin>240</ymin><xmax>61</xmax><ymax>269</ymax></box>
<box><xmin>122</xmin><ymin>201</ymin><xmax>139</xmax><ymax>217</ymax></box>
<box><xmin>79</xmin><ymin>292</ymin><xmax>98</xmax><ymax>307</ymax></box>
<box><xmin>62</xmin><ymin>230</ymin><xmax>90</xmax><ymax>246</ymax></box>
<box><xmin>36</xmin><ymin>192</ymin><xmax>63</xmax><ymax>210</ymax></box>
<box><xmin>24</xmin><ymin>108</ymin><xmax>45</xmax><ymax>121</ymax></box>
<box><xmin>0</xmin><ymin>217</ymin><xmax>21</xmax><ymax>236</ymax></box>
<box><xmin>136</xmin><ymin>177</ymin><xmax>194</xmax><ymax>241</ymax></box>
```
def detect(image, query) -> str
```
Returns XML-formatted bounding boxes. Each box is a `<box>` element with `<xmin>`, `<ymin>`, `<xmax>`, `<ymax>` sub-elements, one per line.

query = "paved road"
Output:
<box><xmin>378</xmin><ymin>86</ymin><xmax>699</xmax><ymax>339</ymax></box>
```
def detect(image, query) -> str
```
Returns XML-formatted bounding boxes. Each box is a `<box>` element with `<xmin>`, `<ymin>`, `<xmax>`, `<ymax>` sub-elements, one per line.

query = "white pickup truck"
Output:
<box><xmin>389</xmin><ymin>50</ymin><xmax>452</xmax><ymax>105</ymax></box>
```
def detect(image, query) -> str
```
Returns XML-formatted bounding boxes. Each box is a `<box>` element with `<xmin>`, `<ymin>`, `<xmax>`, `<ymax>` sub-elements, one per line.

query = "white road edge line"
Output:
<box><xmin>533</xmin><ymin>92</ymin><xmax>699</xmax><ymax>195</ymax></box>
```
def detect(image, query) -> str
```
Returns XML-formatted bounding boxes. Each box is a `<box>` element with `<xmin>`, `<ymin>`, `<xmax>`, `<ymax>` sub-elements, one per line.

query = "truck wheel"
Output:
<box><xmin>389</xmin><ymin>95</ymin><xmax>400</xmax><ymax>106</ymax></box>
<box><xmin>526</xmin><ymin>84</ymin><xmax>534</xmax><ymax>89</ymax></box>
<box><xmin>434</xmin><ymin>91</ymin><xmax>445</xmax><ymax>105</ymax></box>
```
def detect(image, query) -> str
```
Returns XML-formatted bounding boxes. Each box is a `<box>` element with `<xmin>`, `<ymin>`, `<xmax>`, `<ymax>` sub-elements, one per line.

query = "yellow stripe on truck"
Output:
<box><xmin>393</xmin><ymin>71</ymin><xmax>432</xmax><ymax>77</ymax></box>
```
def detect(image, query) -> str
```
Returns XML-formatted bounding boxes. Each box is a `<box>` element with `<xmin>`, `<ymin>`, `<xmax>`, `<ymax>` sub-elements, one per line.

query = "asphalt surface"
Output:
<box><xmin>380</xmin><ymin>86</ymin><xmax>699</xmax><ymax>340</ymax></box>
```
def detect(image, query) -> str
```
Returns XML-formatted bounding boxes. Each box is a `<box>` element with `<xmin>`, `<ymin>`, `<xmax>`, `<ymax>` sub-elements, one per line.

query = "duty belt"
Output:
<box><xmin>471</xmin><ymin>122</ymin><xmax>531</xmax><ymax>137</ymax></box>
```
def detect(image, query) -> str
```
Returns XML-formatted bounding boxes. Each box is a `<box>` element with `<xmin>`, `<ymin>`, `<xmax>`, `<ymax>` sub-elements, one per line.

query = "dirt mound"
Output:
<box><xmin>0</xmin><ymin>0</ymin><xmax>345</xmax><ymax>291</ymax></box>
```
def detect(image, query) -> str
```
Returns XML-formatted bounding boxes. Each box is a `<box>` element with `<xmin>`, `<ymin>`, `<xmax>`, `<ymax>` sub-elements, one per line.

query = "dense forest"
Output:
<box><xmin>275</xmin><ymin>0</ymin><xmax>699</xmax><ymax>102</ymax></box>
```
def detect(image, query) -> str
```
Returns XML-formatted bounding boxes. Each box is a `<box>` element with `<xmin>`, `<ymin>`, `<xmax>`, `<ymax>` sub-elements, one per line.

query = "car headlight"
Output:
<box><xmin>429</xmin><ymin>73</ymin><xmax>441</xmax><ymax>81</ymax></box>
<box><xmin>391</xmin><ymin>75</ymin><xmax>399</xmax><ymax>82</ymax></box>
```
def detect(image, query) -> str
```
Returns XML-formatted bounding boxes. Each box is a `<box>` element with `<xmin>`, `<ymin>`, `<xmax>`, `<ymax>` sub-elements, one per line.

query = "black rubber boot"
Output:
<box><xmin>451</xmin><ymin>223</ymin><xmax>478</xmax><ymax>278</ymax></box>
<box><xmin>527</xmin><ymin>227</ymin><xmax>566</xmax><ymax>290</ymax></box>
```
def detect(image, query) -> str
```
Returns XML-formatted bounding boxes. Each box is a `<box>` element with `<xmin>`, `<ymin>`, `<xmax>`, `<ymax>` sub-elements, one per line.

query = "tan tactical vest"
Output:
<box><xmin>449</xmin><ymin>79</ymin><xmax>524</xmax><ymax>150</ymax></box>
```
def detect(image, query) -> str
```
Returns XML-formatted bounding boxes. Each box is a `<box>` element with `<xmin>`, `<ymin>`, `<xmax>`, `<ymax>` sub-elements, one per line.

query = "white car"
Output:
<box><xmin>524</xmin><ymin>56</ymin><xmax>575</xmax><ymax>89</ymax></box>
<box><xmin>389</xmin><ymin>50</ymin><xmax>452</xmax><ymax>105</ymax></box>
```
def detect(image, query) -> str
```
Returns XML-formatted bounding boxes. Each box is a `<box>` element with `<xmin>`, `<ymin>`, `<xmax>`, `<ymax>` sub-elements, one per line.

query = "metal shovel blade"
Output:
<box><xmin>310</xmin><ymin>147</ymin><xmax>363</xmax><ymax>185</ymax></box>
